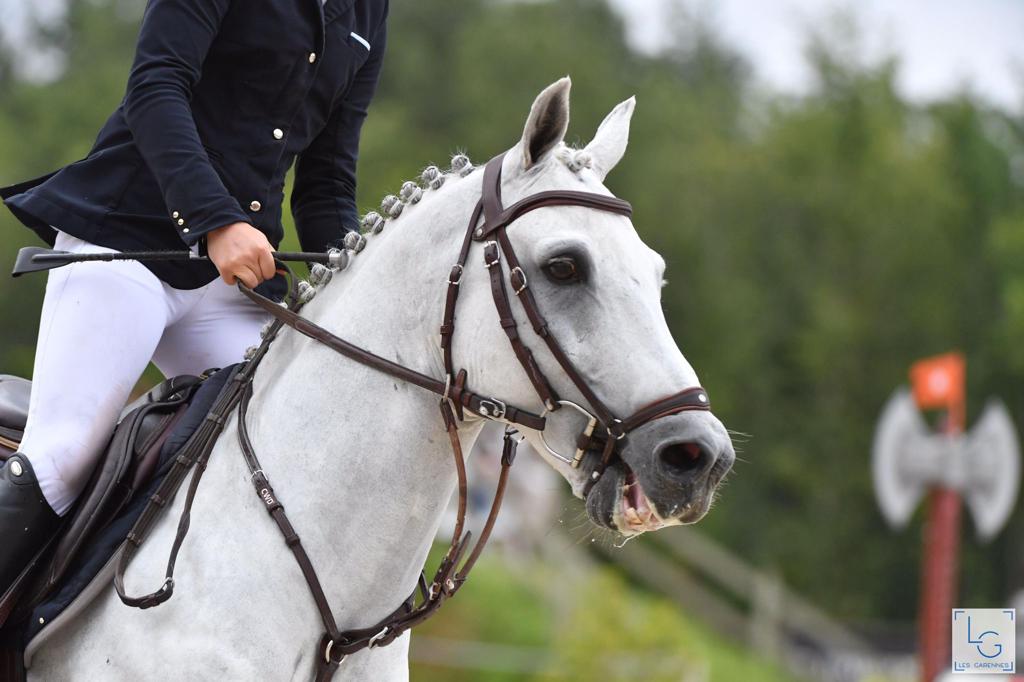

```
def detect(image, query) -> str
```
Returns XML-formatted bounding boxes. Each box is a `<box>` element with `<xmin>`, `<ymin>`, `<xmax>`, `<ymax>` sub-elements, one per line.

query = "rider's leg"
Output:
<box><xmin>3</xmin><ymin>235</ymin><xmax>270</xmax><ymax>595</ymax></box>
<box><xmin>151</xmin><ymin>277</ymin><xmax>270</xmax><ymax>376</ymax></box>
<box><xmin>20</xmin><ymin>234</ymin><xmax>175</xmax><ymax>514</ymax></box>
<box><xmin>1</xmin><ymin>233</ymin><xmax>173</xmax><ymax>592</ymax></box>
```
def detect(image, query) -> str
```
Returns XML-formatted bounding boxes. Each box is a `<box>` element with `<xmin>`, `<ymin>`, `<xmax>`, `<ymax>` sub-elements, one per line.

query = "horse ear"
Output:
<box><xmin>518</xmin><ymin>77</ymin><xmax>571</xmax><ymax>169</ymax></box>
<box><xmin>584</xmin><ymin>96</ymin><xmax>635</xmax><ymax>181</ymax></box>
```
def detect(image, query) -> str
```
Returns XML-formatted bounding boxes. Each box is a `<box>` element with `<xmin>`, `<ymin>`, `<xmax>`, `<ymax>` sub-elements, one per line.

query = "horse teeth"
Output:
<box><xmin>624</xmin><ymin>508</ymin><xmax>641</xmax><ymax>524</ymax></box>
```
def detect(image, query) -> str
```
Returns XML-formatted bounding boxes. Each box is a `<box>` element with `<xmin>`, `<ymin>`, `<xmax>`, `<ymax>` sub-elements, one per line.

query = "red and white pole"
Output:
<box><xmin>910</xmin><ymin>353</ymin><xmax>965</xmax><ymax>682</ymax></box>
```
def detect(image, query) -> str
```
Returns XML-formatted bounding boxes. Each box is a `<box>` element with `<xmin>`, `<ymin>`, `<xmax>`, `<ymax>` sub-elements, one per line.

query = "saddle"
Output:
<box><xmin>0</xmin><ymin>368</ymin><xmax>236</xmax><ymax>674</ymax></box>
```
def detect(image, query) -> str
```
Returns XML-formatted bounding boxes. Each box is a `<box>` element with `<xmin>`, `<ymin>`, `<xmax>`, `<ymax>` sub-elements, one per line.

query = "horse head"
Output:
<box><xmin>448</xmin><ymin>78</ymin><xmax>736</xmax><ymax>536</ymax></box>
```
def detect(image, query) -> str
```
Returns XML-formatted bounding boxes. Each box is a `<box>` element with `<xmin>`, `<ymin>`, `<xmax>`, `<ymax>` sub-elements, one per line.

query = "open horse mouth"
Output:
<box><xmin>595</xmin><ymin>451</ymin><xmax>720</xmax><ymax>536</ymax></box>
<box><xmin>620</xmin><ymin>469</ymin><xmax>666</xmax><ymax>533</ymax></box>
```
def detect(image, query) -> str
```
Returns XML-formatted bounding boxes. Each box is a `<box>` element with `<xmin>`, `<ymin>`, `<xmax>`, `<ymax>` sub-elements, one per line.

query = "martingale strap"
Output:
<box><xmin>113</xmin><ymin>364</ymin><xmax>249</xmax><ymax>609</ymax></box>
<box><xmin>112</xmin><ymin>268</ymin><xmax>308</xmax><ymax>610</ymax></box>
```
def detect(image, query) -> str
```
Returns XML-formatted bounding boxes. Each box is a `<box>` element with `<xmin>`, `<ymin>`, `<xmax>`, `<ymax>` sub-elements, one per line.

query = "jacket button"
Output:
<box><xmin>273</xmin><ymin>128</ymin><xmax>284</xmax><ymax>140</ymax></box>
<box><xmin>182</xmin><ymin>228</ymin><xmax>190</xmax><ymax>234</ymax></box>
<box><xmin>308</xmin><ymin>52</ymin><xmax>317</xmax><ymax>64</ymax></box>
<box><xmin>250</xmin><ymin>200</ymin><xmax>262</xmax><ymax>212</ymax></box>
<box><xmin>177</xmin><ymin>218</ymin><xmax>185</xmax><ymax>226</ymax></box>
<box><xmin>172</xmin><ymin>211</ymin><xmax>180</xmax><ymax>219</ymax></box>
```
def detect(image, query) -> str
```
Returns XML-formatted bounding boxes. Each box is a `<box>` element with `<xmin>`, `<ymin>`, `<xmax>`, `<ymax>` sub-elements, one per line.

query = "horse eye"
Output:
<box><xmin>544</xmin><ymin>256</ymin><xmax>580</xmax><ymax>283</ymax></box>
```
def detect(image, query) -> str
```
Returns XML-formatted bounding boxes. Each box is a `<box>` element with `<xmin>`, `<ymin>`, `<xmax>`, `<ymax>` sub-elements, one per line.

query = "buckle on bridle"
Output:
<box><xmin>607</xmin><ymin>418</ymin><xmax>626</xmax><ymax>441</ymax></box>
<box><xmin>323</xmin><ymin>639</ymin><xmax>347</xmax><ymax>665</ymax></box>
<box><xmin>483</xmin><ymin>241</ymin><xmax>501</xmax><ymax>268</ymax></box>
<box><xmin>509</xmin><ymin>266</ymin><xmax>527</xmax><ymax>295</ymax></box>
<box><xmin>503</xmin><ymin>425</ymin><xmax>525</xmax><ymax>444</ymax></box>
<box><xmin>447</xmin><ymin>264</ymin><xmax>464</xmax><ymax>285</ymax></box>
<box><xmin>368</xmin><ymin>626</ymin><xmax>390</xmax><ymax>648</ymax></box>
<box><xmin>442</xmin><ymin>374</ymin><xmax>452</xmax><ymax>403</ymax></box>
<box><xmin>477</xmin><ymin>398</ymin><xmax>506</xmax><ymax>419</ymax></box>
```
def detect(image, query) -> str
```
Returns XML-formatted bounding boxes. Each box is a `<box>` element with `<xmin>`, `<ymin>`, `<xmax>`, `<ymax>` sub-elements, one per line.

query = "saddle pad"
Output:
<box><xmin>22</xmin><ymin>364</ymin><xmax>240</xmax><ymax>652</ymax></box>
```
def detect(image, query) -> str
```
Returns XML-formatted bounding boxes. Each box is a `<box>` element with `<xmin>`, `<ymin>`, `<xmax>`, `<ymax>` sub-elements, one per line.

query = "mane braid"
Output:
<box><xmin>306</xmin><ymin>145</ymin><xmax>593</xmax><ymax>297</ymax></box>
<box><xmin>304</xmin><ymin>153</ymin><xmax>483</xmax><ymax>294</ymax></box>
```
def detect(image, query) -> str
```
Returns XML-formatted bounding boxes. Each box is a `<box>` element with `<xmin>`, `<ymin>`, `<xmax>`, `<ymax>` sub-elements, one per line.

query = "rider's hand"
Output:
<box><xmin>206</xmin><ymin>222</ymin><xmax>276</xmax><ymax>288</ymax></box>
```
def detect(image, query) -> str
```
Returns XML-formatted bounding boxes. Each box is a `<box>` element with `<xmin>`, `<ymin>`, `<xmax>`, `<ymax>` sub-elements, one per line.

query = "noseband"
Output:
<box><xmin>119</xmin><ymin>152</ymin><xmax>711</xmax><ymax>679</ymax></box>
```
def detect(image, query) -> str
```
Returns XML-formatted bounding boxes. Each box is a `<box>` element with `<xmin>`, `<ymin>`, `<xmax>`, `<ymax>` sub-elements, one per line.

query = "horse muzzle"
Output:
<box><xmin>584</xmin><ymin>411</ymin><xmax>735</xmax><ymax>535</ymax></box>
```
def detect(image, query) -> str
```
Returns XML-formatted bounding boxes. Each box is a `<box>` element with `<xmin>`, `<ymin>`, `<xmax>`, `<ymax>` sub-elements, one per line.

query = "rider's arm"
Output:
<box><xmin>122</xmin><ymin>0</ymin><xmax>249</xmax><ymax>247</ymax></box>
<box><xmin>291</xmin><ymin>16</ymin><xmax>388</xmax><ymax>254</ymax></box>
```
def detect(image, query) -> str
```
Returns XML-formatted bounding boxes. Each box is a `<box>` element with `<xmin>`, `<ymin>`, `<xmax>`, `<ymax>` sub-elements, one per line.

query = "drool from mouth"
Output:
<box><xmin>620</xmin><ymin>469</ymin><xmax>665</xmax><ymax>534</ymax></box>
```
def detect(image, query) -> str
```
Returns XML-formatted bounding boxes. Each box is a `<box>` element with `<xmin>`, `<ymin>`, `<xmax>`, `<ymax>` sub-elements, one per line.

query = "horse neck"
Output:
<box><xmin>243</xmin><ymin>177</ymin><xmax>485</xmax><ymax>625</ymax></box>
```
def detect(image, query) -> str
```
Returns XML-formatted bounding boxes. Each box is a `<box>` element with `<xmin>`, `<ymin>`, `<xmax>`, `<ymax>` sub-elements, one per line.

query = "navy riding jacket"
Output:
<box><xmin>1</xmin><ymin>0</ymin><xmax>388</xmax><ymax>289</ymax></box>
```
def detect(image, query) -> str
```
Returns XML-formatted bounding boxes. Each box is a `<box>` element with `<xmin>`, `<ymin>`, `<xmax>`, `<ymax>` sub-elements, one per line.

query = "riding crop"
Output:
<box><xmin>10</xmin><ymin>246</ymin><xmax>344</xmax><ymax>277</ymax></box>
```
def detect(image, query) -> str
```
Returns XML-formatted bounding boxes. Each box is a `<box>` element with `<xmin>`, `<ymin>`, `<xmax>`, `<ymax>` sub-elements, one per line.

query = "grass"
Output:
<box><xmin>408</xmin><ymin>543</ymin><xmax>797</xmax><ymax>682</ymax></box>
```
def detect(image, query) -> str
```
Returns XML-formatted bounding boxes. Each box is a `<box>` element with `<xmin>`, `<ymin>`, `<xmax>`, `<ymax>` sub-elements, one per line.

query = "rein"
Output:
<box><xmin>114</xmin><ymin>152</ymin><xmax>711</xmax><ymax>679</ymax></box>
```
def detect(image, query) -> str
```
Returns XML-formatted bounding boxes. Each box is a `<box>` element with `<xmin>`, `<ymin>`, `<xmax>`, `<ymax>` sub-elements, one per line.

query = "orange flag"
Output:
<box><xmin>909</xmin><ymin>352</ymin><xmax>965</xmax><ymax>410</ymax></box>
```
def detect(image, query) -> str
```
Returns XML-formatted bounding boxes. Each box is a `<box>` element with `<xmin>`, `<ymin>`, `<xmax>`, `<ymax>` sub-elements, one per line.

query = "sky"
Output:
<box><xmin>3</xmin><ymin>0</ymin><xmax>1023</xmax><ymax>111</ymax></box>
<box><xmin>609</xmin><ymin>0</ymin><xmax>1024</xmax><ymax>111</ymax></box>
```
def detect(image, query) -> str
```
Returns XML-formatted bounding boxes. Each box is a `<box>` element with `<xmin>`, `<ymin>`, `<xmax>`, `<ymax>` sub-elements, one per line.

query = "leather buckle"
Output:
<box><xmin>143</xmin><ymin>577</ymin><xmax>175</xmax><ymax>609</ymax></box>
<box><xmin>607</xmin><ymin>418</ymin><xmax>626</xmax><ymax>441</ymax></box>
<box><xmin>447</xmin><ymin>264</ymin><xmax>464</xmax><ymax>285</ymax></box>
<box><xmin>368</xmin><ymin>626</ymin><xmax>390</xmax><ymax>648</ymax></box>
<box><xmin>483</xmin><ymin>241</ymin><xmax>501</xmax><ymax>268</ymax></box>
<box><xmin>477</xmin><ymin>398</ymin><xmax>506</xmax><ymax>420</ymax></box>
<box><xmin>324</xmin><ymin>639</ymin><xmax>347</xmax><ymax>665</ymax></box>
<box><xmin>324</xmin><ymin>639</ymin><xmax>334</xmax><ymax>662</ymax></box>
<box><xmin>509</xmin><ymin>266</ymin><xmax>527</xmax><ymax>295</ymax></box>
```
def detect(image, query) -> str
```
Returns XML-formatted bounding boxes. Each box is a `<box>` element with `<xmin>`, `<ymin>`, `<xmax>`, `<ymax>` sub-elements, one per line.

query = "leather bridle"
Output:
<box><xmin>442</xmin><ymin>153</ymin><xmax>712</xmax><ymax>496</ymax></box>
<box><xmin>116</xmin><ymin>152</ymin><xmax>712</xmax><ymax>679</ymax></box>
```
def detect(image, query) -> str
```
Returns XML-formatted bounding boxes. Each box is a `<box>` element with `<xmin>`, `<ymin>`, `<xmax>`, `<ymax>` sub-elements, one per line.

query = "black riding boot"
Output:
<box><xmin>0</xmin><ymin>454</ymin><xmax>60</xmax><ymax>596</ymax></box>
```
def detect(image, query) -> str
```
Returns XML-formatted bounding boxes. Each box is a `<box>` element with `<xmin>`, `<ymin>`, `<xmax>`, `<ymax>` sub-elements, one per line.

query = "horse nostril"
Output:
<box><xmin>659</xmin><ymin>442</ymin><xmax>707</xmax><ymax>477</ymax></box>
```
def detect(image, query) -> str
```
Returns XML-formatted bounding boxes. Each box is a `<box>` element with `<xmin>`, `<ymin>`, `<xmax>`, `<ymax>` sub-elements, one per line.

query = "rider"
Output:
<box><xmin>0</xmin><ymin>0</ymin><xmax>388</xmax><ymax>595</ymax></box>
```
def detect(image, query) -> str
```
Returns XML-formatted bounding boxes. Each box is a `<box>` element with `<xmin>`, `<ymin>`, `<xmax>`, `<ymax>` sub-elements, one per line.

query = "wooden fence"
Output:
<box><xmin>592</xmin><ymin>526</ymin><xmax>917</xmax><ymax>682</ymax></box>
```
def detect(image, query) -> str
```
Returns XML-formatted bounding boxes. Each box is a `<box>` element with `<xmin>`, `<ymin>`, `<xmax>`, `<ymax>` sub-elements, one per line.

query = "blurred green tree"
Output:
<box><xmin>0</xmin><ymin>0</ymin><xmax>1020</xmax><ymax>637</ymax></box>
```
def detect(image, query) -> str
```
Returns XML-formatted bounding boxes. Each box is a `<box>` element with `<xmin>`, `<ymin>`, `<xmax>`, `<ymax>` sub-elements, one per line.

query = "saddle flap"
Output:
<box><xmin>43</xmin><ymin>375</ymin><xmax>202</xmax><ymax>589</ymax></box>
<box><xmin>0</xmin><ymin>375</ymin><xmax>31</xmax><ymax>433</ymax></box>
<box><xmin>11</xmin><ymin>367</ymin><xmax>239</xmax><ymax>650</ymax></box>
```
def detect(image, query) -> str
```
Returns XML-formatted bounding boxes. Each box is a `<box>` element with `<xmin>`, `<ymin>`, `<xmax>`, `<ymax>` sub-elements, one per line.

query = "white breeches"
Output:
<box><xmin>20</xmin><ymin>231</ymin><xmax>270</xmax><ymax>515</ymax></box>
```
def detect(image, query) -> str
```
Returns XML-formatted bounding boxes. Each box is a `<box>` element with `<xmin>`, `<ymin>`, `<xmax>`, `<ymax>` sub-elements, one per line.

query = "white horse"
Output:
<box><xmin>27</xmin><ymin>78</ymin><xmax>735</xmax><ymax>681</ymax></box>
